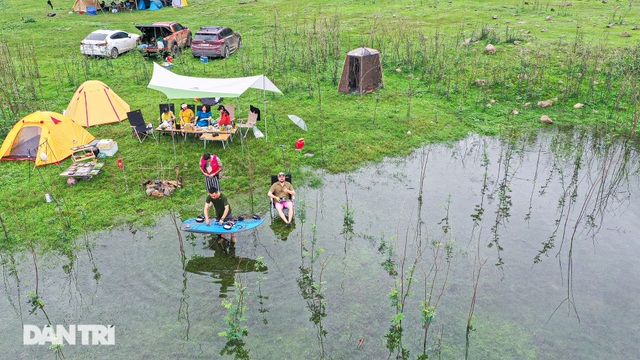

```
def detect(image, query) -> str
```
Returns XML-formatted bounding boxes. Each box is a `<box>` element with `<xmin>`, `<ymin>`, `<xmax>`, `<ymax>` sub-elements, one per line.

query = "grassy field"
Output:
<box><xmin>1</xmin><ymin>0</ymin><xmax>639</xmax><ymax>249</ymax></box>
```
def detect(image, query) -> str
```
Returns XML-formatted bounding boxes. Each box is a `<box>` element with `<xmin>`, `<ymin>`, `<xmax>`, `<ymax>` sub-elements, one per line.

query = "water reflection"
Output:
<box><xmin>1</xmin><ymin>128</ymin><xmax>639</xmax><ymax>359</ymax></box>
<box><xmin>297</xmin><ymin>205</ymin><xmax>329</xmax><ymax>359</ymax></box>
<box><xmin>0</xmin><ymin>252</ymin><xmax>23</xmax><ymax>322</ymax></box>
<box><xmin>185</xmin><ymin>241</ymin><xmax>268</xmax><ymax>298</ymax></box>
<box><xmin>269</xmin><ymin>219</ymin><xmax>296</xmax><ymax>241</ymax></box>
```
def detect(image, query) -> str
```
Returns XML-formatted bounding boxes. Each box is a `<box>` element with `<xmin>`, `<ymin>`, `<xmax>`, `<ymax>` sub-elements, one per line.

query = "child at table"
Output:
<box><xmin>216</xmin><ymin>105</ymin><xmax>231</xmax><ymax>127</ymax></box>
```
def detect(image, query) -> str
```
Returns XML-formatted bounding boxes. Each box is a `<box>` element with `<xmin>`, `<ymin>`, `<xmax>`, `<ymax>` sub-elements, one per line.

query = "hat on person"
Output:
<box><xmin>278</xmin><ymin>172</ymin><xmax>285</xmax><ymax>176</ymax></box>
<box><xmin>181</xmin><ymin>103</ymin><xmax>187</xmax><ymax>109</ymax></box>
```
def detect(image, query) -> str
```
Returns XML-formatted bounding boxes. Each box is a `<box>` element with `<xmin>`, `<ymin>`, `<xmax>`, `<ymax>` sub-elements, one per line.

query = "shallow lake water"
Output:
<box><xmin>2</xmin><ymin>129</ymin><xmax>640</xmax><ymax>359</ymax></box>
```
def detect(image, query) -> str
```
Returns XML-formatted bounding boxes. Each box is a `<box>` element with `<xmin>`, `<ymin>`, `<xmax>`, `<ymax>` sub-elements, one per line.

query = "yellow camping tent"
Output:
<box><xmin>72</xmin><ymin>0</ymin><xmax>101</xmax><ymax>12</ymax></box>
<box><xmin>0</xmin><ymin>111</ymin><xmax>95</xmax><ymax>166</ymax></box>
<box><xmin>65</xmin><ymin>80</ymin><xmax>130</xmax><ymax>127</ymax></box>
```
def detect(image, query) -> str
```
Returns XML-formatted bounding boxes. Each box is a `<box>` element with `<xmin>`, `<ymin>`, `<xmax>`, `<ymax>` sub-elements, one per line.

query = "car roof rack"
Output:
<box><xmin>197</xmin><ymin>26</ymin><xmax>224</xmax><ymax>33</ymax></box>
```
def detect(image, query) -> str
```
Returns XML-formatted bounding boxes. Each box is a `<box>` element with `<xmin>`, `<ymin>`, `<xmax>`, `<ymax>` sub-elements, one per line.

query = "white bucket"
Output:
<box><xmin>45</xmin><ymin>193</ymin><xmax>53</xmax><ymax>203</ymax></box>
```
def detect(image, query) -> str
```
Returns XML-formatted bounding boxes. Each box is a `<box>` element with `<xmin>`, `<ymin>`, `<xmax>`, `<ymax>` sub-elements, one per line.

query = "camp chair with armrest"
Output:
<box><xmin>269</xmin><ymin>174</ymin><xmax>294</xmax><ymax>218</ymax></box>
<box><xmin>237</xmin><ymin>106</ymin><xmax>260</xmax><ymax>138</ymax></box>
<box><xmin>127</xmin><ymin>109</ymin><xmax>155</xmax><ymax>143</ymax></box>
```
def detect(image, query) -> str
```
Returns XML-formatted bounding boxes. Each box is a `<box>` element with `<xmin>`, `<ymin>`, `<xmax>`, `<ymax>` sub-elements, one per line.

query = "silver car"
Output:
<box><xmin>80</xmin><ymin>30</ymin><xmax>140</xmax><ymax>59</ymax></box>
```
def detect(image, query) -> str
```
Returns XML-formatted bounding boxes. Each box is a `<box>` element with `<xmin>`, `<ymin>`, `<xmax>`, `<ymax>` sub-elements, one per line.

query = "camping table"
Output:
<box><xmin>60</xmin><ymin>162</ymin><xmax>105</xmax><ymax>180</ymax></box>
<box><xmin>201</xmin><ymin>133</ymin><xmax>231</xmax><ymax>149</ymax></box>
<box><xmin>155</xmin><ymin>125</ymin><xmax>237</xmax><ymax>143</ymax></box>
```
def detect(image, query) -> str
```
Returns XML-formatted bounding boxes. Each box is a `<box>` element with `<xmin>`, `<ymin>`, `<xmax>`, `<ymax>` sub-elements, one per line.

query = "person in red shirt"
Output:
<box><xmin>200</xmin><ymin>152</ymin><xmax>222</xmax><ymax>191</ymax></box>
<box><xmin>216</xmin><ymin>105</ymin><xmax>231</xmax><ymax>126</ymax></box>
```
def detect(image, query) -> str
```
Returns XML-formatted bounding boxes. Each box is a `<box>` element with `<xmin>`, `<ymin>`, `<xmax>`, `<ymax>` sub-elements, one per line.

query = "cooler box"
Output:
<box><xmin>98</xmin><ymin>139</ymin><xmax>118</xmax><ymax>156</ymax></box>
<box><xmin>86</xmin><ymin>6</ymin><xmax>97</xmax><ymax>15</ymax></box>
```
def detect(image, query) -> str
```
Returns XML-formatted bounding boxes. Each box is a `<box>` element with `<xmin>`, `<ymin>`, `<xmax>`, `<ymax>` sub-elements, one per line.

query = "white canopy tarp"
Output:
<box><xmin>147</xmin><ymin>63</ymin><xmax>282</xmax><ymax>99</ymax></box>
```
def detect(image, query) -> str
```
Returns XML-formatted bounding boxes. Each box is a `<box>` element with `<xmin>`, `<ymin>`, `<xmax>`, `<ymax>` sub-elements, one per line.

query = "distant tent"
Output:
<box><xmin>171</xmin><ymin>0</ymin><xmax>187</xmax><ymax>7</ymax></box>
<box><xmin>72</xmin><ymin>0</ymin><xmax>101</xmax><ymax>12</ymax></box>
<box><xmin>338</xmin><ymin>47</ymin><xmax>383</xmax><ymax>95</ymax></box>
<box><xmin>0</xmin><ymin>111</ymin><xmax>95</xmax><ymax>166</ymax></box>
<box><xmin>138</xmin><ymin>0</ymin><xmax>163</xmax><ymax>9</ymax></box>
<box><xmin>65</xmin><ymin>80</ymin><xmax>131</xmax><ymax>127</ymax></box>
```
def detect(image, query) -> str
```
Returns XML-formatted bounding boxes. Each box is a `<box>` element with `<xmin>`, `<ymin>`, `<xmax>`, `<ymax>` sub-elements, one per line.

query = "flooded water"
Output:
<box><xmin>2</xmin><ymin>128</ymin><xmax>640</xmax><ymax>359</ymax></box>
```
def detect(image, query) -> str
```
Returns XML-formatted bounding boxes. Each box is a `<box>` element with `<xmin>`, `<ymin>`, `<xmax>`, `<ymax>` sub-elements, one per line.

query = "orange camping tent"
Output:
<box><xmin>0</xmin><ymin>111</ymin><xmax>95</xmax><ymax>166</ymax></box>
<box><xmin>65</xmin><ymin>80</ymin><xmax>130</xmax><ymax>127</ymax></box>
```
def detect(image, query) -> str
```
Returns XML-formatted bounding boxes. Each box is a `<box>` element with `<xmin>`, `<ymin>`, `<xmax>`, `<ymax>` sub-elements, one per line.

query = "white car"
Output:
<box><xmin>80</xmin><ymin>30</ymin><xmax>140</xmax><ymax>58</ymax></box>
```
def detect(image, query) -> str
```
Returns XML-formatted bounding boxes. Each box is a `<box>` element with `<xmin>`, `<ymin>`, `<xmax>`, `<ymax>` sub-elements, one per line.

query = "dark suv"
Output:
<box><xmin>191</xmin><ymin>26</ymin><xmax>242</xmax><ymax>59</ymax></box>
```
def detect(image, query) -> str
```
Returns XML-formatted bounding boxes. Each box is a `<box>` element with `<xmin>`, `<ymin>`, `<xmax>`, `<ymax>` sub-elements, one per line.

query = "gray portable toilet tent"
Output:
<box><xmin>338</xmin><ymin>47</ymin><xmax>383</xmax><ymax>95</ymax></box>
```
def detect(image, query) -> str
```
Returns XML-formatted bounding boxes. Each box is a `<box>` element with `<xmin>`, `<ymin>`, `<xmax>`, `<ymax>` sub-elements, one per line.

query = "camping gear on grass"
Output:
<box><xmin>0</xmin><ymin>111</ymin><xmax>95</xmax><ymax>166</ymax></box>
<box><xmin>287</xmin><ymin>115</ymin><xmax>308</xmax><ymax>131</ymax></box>
<box><xmin>143</xmin><ymin>180</ymin><xmax>181</xmax><ymax>197</ymax></box>
<box><xmin>72</xmin><ymin>0</ymin><xmax>101</xmax><ymax>12</ymax></box>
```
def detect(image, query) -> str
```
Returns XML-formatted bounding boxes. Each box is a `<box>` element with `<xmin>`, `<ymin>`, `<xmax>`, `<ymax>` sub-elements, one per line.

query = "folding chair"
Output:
<box><xmin>237</xmin><ymin>106</ymin><xmax>259</xmax><ymax>138</ymax></box>
<box><xmin>127</xmin><ymin>110</ymin><xmax>155</xmax><ymax>143</ymax></box>
<box><xmin>269</xmin><ymin>174</ymin><xmax>293</xmax><ymax>218</ymax></box>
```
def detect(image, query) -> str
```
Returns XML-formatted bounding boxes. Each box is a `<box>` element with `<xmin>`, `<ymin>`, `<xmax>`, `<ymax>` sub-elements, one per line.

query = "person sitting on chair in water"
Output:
<box><xmin>268</xmin><ymin>172</ymin><xmax>296</xmax><ymax>225</ymax></box>
<box><xmin>204</xmin><ymin>186</ymin><xmax>235</xmax><ymax>243</ymax></box>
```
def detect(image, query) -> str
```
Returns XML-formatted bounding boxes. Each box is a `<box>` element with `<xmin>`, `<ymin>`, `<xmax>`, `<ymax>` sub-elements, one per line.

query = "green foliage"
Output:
<box><xmin>218</xmin><ymin>280</ymin><xmax>249</xmax><ymax>342</ymax></box>
<box><xmin>420</xmin><ymin>302</ymin><xmax>437</xmax><ymax>326</ymax></box>
<box><xmin>297</xmin><ymin>226</ymin><xmax>329</xmax><ymax>347</ymax></box>
<box><xmin>340</xmin><ymin>203</ymin><xmax>355</xmax><ymax>235</ymax></box>
<box><xmin>27</xmin><ymin>291</ymin><xmax>45</xmax><ymax>315</ymax></box>
<box><xmin>378</xmin><ymin>237</ymin><xmax>397</xmax><ymax>276</ymax></box>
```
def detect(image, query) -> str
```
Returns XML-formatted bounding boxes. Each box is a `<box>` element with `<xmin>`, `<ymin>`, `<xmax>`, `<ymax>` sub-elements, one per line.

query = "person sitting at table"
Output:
<box><xmin>195</xmin><ymin>105</ymin><xmax>212</xmax><ymax>127</ymax></box>
<box><xmin>179</xmin><ymin>103</ymin><xmax>195</xmax><ymax>129</ymax></box>
<box><xmin>158</xmin><ymin>107</ymin><xmax>176</xmax><ymax>129</ymax></box>
<box><xmin>216</xmin><ymin>105</ymin><xmax>232</xmax><ymax>127</ymax></box>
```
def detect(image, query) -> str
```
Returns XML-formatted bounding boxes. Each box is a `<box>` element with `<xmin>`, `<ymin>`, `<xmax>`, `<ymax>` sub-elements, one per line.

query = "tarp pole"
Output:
<box><xmin>263</xmin><ymin>76</ymin><xmax>267</xmax><ymax>141</ymax></box>
<box><xmin>236</xmin><ymin>97</ymin><xmax>245</xmax><ymax>156</ymax></box>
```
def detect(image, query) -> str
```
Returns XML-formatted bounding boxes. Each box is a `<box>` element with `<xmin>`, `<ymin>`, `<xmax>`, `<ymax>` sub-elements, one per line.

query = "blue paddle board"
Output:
<box><xmin>181</xmin><ymin>217</ymin><xmax>265</xmax><ymax>235</ymax></box>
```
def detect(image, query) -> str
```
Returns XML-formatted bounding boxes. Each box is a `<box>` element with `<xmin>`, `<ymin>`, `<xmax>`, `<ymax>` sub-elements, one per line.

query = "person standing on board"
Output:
<box><xmin>204</xmin><ymin>186</ymin><xmax>235</xmax><ymax>243</ymax></box>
